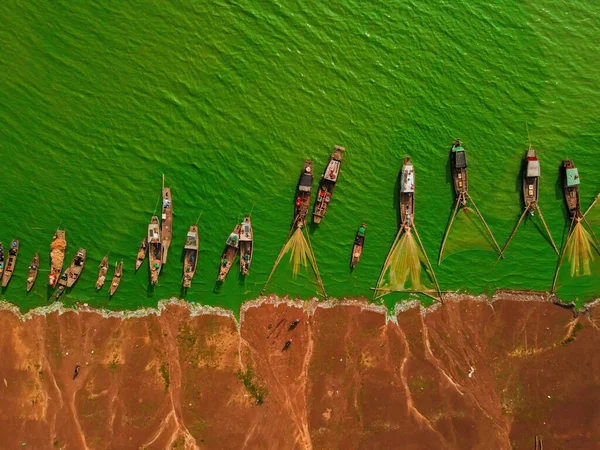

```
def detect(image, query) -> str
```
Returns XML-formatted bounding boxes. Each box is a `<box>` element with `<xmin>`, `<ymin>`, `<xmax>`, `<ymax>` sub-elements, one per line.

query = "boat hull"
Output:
<box><xmin>26</xmin><ymin>253</ymin><xmax>39</xmax><ymax>292</ymax></box>
<box><xmin>183</xmin><ymin>225</ymin><xmax>199</xmax><ymax>288</ymax></box>
<box><xmin>1</xmin><ymin>240</ymin><xmax>19</xmax><ymax>287</ymax></box>
<box><xmin>218</xmin><ymin>225</ymin><xmax>241</xmax><ymax>282</ymax></box>
<box><xmin>350</xmin><ymin>224</ymin><xmax>366</xmax><ymax>269</ymax></box>
<box><xmin>110</xmin><ymin>262</ymin><xmax>123</xmax><ymax>296</ymax></box>
<box><xmin>562</xmin><ymin>160</ymin><xmax>580</xmax><ymax>217</ymax></box>
<box><xmin>313</xmin><ymin>146</ymin><xmax>344</xmax><ymax>224</ymax></box>
<box><xmin>161</xmin><ymin>186</ymin><xmax>173</xmax><ymax>264</ymax></box>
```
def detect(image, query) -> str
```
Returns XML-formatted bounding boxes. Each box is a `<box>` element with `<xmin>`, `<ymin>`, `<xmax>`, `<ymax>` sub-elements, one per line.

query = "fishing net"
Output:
<box><xmin>440</xmin><ymin>206</ymin><xmax>498</xmax><ymax>262</ymax></box>
<box><xmin>564</xmin><ymin>221</ymin><xmax>599</xmax><ymax>277</ymax></box>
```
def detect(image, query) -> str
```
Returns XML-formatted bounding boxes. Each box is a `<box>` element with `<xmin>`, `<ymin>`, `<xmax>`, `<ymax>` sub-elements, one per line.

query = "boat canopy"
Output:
<box><xmin>239</xmin><ymin>222</ymin><xmax>252</xmax><ymax>241</ymax></box>
<box><xmin>566</xmin><ymin>168</ymin><xmax>580</xmax><ymax>187</ymax></box>
<box><xmin>184</xmin><ymin>233</ymin><xmax>197</xmax><ymax>250</ymax></box>
<box><xmin>299</xmin><ymin>173</ymin><xmax>313</xmax><ymax>192</ymax></box>
<box><xmin>324</xmin><ymin>160</ymin><xmax>341</xmax><ymax>182</ymax></box>
<box><xmin>400</xmin><ymin>164</ymin><xmax>415</xmax><ymax>193</ymax></box>
<box><xmin>526</xmin><ymin>159</ymin><xmax>540</xmax><ymax>177</ymax></box>
<box><xmin>454</xmin><ymin>149</ymin><xmax>467</xmax><ymax>169</ymax></box>
<box><xmin>226</xmin><ymin>232</ymin><xmax>240</xmax><ymax>247</ymax></box>
<box><xmin>148</xmin><ymin>224</ymin><xmax>160</xmax><ymax>243</ymax></box>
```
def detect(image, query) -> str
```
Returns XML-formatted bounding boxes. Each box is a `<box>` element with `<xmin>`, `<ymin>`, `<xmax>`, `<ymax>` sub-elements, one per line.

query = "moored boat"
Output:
<box><xmin>295</xmin><ymin>160</ymin><xmax>314</xmax><ymax>226</ymax></box>
<box><xmin>26</xmin><ymin>253</ymin><xmax>39</xmax><ymax>292</ymax></box>
<box><xmin>1</xmin><ymin>240</ymin><xmax>19</xmax><ymax>287</ymax></box>
<box><xmin>148</xmin><ymin>216</ymin><xmax>162</xmax><ymax>285</ymax></box>
<box><xmin>451</xmin><ymin>140</ymin><xmax>468</xmax><ymax>204</ymax></box>
<box><xmin>56</xmin><ymin>248</ymin><xmax>86</xmax><ymax>297</ymax></box>
<box><xmin>0</xmin><ymin>242</ymin><xmax>4</xmax><ymax>280</ymax></box>
<box><xmin>239</xmin><ymin>216</ymin><xmax>253</xmax><ymax>276</ymax></box>
<box><xmin>161</xmin><ymin>175</ymin><xmax>173</xmax><ymax>264</ymax></box>
<box><xmin>351</xmin><ymin>224</ymin><xmax>366</xmax><ymax>269</ymax></box>
<box><xmin>313</xmin><ymin>146</ymin><xmax>344</xmax><ymax>224</ymax></box>
<box><xmin>49</xmin><ymin>230</ymin><xmax>67</xmax><ymax>288</ymax></box>
<box><xmin>217</xmin><ymin>224</ymin><xmax>241</xmax><ymax>282</ymax></box>
<box><xmin>96</xmin><ymin>254</ymin><xmax>109</xmax><ymax>290</ymax></box>
<box><xmin>562</xmin><ymin>159</ymin><xmax>580</xmax><ymax>218</ymax></box>
<box><xmin>182</xmin><ymin>225</ymin><xmax>199</xmax><ymax>288</ymax></box>
<box><xmin>400</xmin><ymin>157</ymin><xmax>415</xmax><ymax>230</ymax></box>
<box><xmin>135</xmin><ymin>236</ymin><xmax>148</xmax><ymax>271</ymax></box>
<box><xmin>109</xmin><ymin>261</ymin><xmax>123</xmax><ymax>296</ymax></box>
<box><xmin>523</xmin><ymin>148</ymin><xmax>540</xmax><ymax>213</ymax></box>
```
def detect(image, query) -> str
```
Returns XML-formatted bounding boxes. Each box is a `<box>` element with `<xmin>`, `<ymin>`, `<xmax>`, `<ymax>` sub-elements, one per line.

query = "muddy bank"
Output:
<box><xmin>1</xmin><ymin>293</ymin><xmax>599</xmax><ymax>449</ymax></box>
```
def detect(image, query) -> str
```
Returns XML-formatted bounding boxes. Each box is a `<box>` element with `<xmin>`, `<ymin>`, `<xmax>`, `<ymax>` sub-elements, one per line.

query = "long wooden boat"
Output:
<box><xmin>26</xmin><ymin>253</ymin><xmax>40</xmax><ymax>292</ymax></box>
<box><xmin>148</xmin><ymin>216</ymin><xmax>162</xmax><ymax>285</ymax></box>
<box><xmin>350</xmin><ymin>224</ymin><xmax>366</xmax><ymax>269</ymax></box>
<box><xmin>49</xmin><ymin>230</ymin><xmax>67</xmax><ymax>287</ymax></box>
<box><xmin>400</xmin><ymin>157</ymin><xmax>415</xmax><ymax>230</ymax></box>
<box><xmin>57</xmin><ymin>248</ymin><xmax>86</xmax><ymax>297</ymax></box>
<box><xmin>295</xmin><ymin>160</ymin><xmax>314</xmax><ymax>226</ymax></box>
<box><xmin>96</xmin><ymin>254</ymin><xmax>109</xmax><ymax>290</ymax></box>
<box><xmin>217</xmin><ymin>224</ymin><xmax>241</xmax><ymax>282</ymax></box>
<box><xmin>109</xmin><ymin>261</ymin><xmax>123</xmax><ymax>296</ymax></box>
<box><xmin>523</xmin><ymin>148</ymin><xmax>540</xmax><ymax>212</ymax></box>
<box><xmin>1</xmin><ymin>240</ymin><xmax>19</xmax><ymax>287</ymax></box>
<box><xmin>451</xmin><ymin>140</ymin><xmax>468</xmax><ymax>203</ymax></box>
<box><xmin>563</xmin><ymin>159</ymin><xmax>580</xmax><ymax>218</ymax></box>
<box><xmin>161</xmin><ymin>175</ymin><xmax>173</xmax><ymax>264</ymax></box>
<box><xmin>313</xmin><ymin>146</ymin><xmax>344</xmax><ymax>224</ymax></box>
<box><xmin>239</xmin><ymin>216</ymin><xmax>253</xmax><ymax>276</ymax></box>
<box><xmin>182</xmin><ymin>225</ymin><xmax>199</xmax><ymax>288</ymax></box>
<box><xmin>135</xmin><ymin>236</ymin><xmax>148</xmax><ymax>271</ymax></box>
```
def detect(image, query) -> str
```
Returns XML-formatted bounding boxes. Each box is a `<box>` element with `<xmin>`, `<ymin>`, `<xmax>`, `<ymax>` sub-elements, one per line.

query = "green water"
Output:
<box><xmin>1</xmin><ymin>0</ymin><xmax>599</xmax><ymax>313</ymax></box>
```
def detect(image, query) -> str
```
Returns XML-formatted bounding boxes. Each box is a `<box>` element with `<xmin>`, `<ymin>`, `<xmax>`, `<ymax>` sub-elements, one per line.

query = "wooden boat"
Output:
<box><xmin>239</xmin><ymin>216</ymin><xmax>253</xmax><ymax>276</ymax></box>
<box><xmin>563</xmin><ymin>159</ymin><xmax>580</xmax><ymax>218</ymax></box>
<box><xmin>135</xmin><ymin>236</ymin><xmax>148</xmax><ymax>271</ymax></box>
<box><xmin>148</xmin><ymin>216</ymin><xmax>162</xmax><ymax>285</ymax></box>
<box><xmin>96</xmin><ymin>254</ymin><xmax>109</xmax><ymax>290</ymax></box>
<box><xmin>217</xmin><ymin>224</ymin><xmax>241</xmax><ymax>282</ymax></box>
<box><xmin>0</xmin><ymin>242</ymin><xmax>4</xmax><ymax>280</ymax></box>
<box><xmin>295</xmin><ymin>160</ymin><xmax>314</xmax><ymax>226</ymax></box>
<box><xmin>26</xmin><ymin>253</ymin><xmax>39</xmax><ymax>292</ymax></box>
<box><xmin>109</xmin><ymin>261</ymin><xmax>123</xmax><ymax>296</ymax></box>
<box><xmin>56</xmin><ymin>248</ymin><xmax>86</xmax><ymax>297</ymax></box>
<box><xmin>399</xmin><ymin>157</ymin><xmax>415</xmax><ymax>230</ymax></box>
<box><xmin>451</xmin><ymin>140</ymin><xmax>468</xmax><ymax>204</ymax></box>
<box><xmin>523</xmin><ymin>148</ymin><xmax>540</xmax><ymax>213</ymax></box>
<box><xmin>182</xmin><ymin>225</ymin><xmax>199</xmax><ymax>288</ymax></box>
<box><xmin>161</xmin><ymin>175</ymin><xmax>173</xmax><ymax>264</ymax></box>
<box><xmin>49</xmin><ymin>230</ymin><xmax>67</xmax><ymax>287</ymax></box>
<box><xmin>351</xmin><ymin>224</ymin><xmax>366</xmax><ymax>269</ymax></box>
<box><xmin>1</xmin><ymin>240</ymin><xmax>19</xmax><ymax>287</ymax></box>
<box><xmin>313</xmin><ymin>146</ymin><xmax>345</xmax><ymax>224</ymax></box>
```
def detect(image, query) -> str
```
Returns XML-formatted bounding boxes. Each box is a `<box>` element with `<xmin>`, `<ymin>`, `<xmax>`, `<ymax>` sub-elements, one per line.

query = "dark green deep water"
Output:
<box><xmin>1</xmin><ymin>0</ymin><xmax>599</xmax><ymax>313</ymax></box>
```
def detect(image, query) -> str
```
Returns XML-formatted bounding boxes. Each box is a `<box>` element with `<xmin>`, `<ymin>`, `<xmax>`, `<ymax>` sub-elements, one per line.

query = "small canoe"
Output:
<box><xmin>523</xmin><ymin>148</ymin><xmax>540</xmax><ymax>212</ymax></box>
<box><xmin>294</xmin><ymin>160</ymin><xmax>314</xmax><ymax>226</ymax></box>
<box><xmin>217</xmin><ymin>224</ymin><xmax>241</xmax><ymax>282</ymax></box>
<box><xmin>239</xmin><ymin>216</ymin><xmax>253</xmax><ymax>276</ymax></box>
<box><xmin>351</xmin><ymin>224</ymin><xmax>366</xmax><ymax>269</ymax></box>
<box><xmin>0</xmin><ymin>242</ymin><xmax>4</xmax><ymax>280</ymax></box>
<box><xmin>109</xmin><ymin>261</ymin><xmax>123</xmax><ymax>296</ymax></box>
<box><xmin>96</xmin><ymin>254</ymin><xmax>109</xmax><ymax>290</ymax></box>
<box><xmin>135</xmin><ymin>236</ymin><xmax>148</xmax><ymax>271</ymax></box>
<box><xmin>56</xmin><ymin>248</ymin><xmax>86</xmax><ymax>297</ymax></box>
<box><xmin>313</xmin><ymin>146</ymin><xmax>344</xmax><ymax>224</ymax></box>
<box><xmin>399</xmin><ymin>157</ymin><xmax>415</xmax><ymax>230</ymax></box>
<box><xmin>26</xmin><ymin>253</ymin><xmax>39</xmax><ymax>292</ymax></box>
<box><xmin>1</xmin><ymin>239</ymin><xmax>19</xmax><ymax>287</ymax></box>
<box><xmin>182</xmin><ymin>225</ymin><xmax>199</xmax><ymax>288</ymax></box>
<box><xmin>562</xmin><ymin>159</ymin><xmax>580</xmax><ymax>218</ymax></box>
<box><xmin>451</xmin><ymin>140</ymin><xmax>468</xmax><ymax>202</ymax></box>
<box><xmin>148</xmin><ymin>216</ymin><xmax>162</xmax><ymax>285</ymax></box>
<box><xmin>161</xmin><ymin>175</ymin><xmax>173</xmax><ymax>264</ymax></box>
<box><xmin>49</xmin><ymin>230</ymin><xmax>67</xmax><ymax>288</ymax></box>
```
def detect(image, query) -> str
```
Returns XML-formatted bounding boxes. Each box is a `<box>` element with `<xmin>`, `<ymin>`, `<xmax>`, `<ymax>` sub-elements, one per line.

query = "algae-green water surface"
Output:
<box><xmin>1</xmin><ymin>0</ymin><xmax>599</xmax><ymax>312</ymax></box>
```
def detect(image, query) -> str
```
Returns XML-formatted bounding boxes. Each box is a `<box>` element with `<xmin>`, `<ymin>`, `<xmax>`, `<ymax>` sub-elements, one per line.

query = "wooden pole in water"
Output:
<box><xmin>501</xmin><ymin>207</ymin><xmax>530</xmax><ymax>255</ymax></box>
<box><xmin>551</xmin><ymin>216</ymin><xmax>578</xmax><ymax>293</ymax></box>
<box><xmin>260</xmin><ymin>224</ymin><xmax>297</xmax><ymax>296</ymax></box>
<box><xmin>374</xmin><ymin>227</ymin><xmax>404</xmax><ymax>300</ymax></box>
<box><xmin>412</xmin><ymin>224</ymin><xmax>443</xmax><ymax>303</ymax></box>
<box><xmin>438</xmin><ymin>193</ymin><xmax>463</xmax><ymax>265</ymax></box>
<box><xmin>535</xmin><ymin>205</ymin><xmax>559</xmax><ymax>255</ymax></box>
<box><xmin>304</xmin><ymin>227</ymin><xmax>327</xmax><ymax>299</ymax></box>
<box><xmin>466</xmin><ymin>193</ymin><xmax>503</xmax><ymax>258</ymax></box>
<box><xmin>582</xmin><ymin>216</ymin><xmax>600</xmax><ymax>249</ymax></box>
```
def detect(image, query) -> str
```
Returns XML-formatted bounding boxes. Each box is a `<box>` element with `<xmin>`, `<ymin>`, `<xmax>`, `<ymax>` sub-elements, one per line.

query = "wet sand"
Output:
<box><xmin>0</xmin><ymin>293</ymin><xmax>599</xmax><ymax>449</ymax></box>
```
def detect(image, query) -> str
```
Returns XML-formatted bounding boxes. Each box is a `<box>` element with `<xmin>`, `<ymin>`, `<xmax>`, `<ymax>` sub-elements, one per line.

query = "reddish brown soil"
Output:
<box><xmin>1</xmin><ymin>296</ymin><xmax>599</xmax><ymax>449</ymax></box>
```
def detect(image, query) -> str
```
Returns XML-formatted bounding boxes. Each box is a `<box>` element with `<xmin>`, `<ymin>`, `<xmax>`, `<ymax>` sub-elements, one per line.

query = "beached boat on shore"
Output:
<box><xmin>182</xmin><ymin>225</ymin><xmax>199</xmax><ymax>288</ymax></box>
<box><xmin>218</xmin><ymin>224</ymin><xmax>241</xmax><ymax>282</ymax></box>
<box><xmin>239</xmin><ymin>216</ymin><xmax>253</xmax><ymax>276</ymax></box>
<box><xmin>161</xmin><ymin>175</ymin><xmax>173</xmax><ymax>264</ymax></box>
<box><xmin>295</xmin><ymin>160</ymin><xmax>314</xmax><ymax>226</ymax></box>
<box><xmin>1</xmin><ymin>240</ymin><xmax>19</xmax><ymax>287</ymax></box>
<box><xmin>563</xmin><ymin>159</ymin><xmax>580</xmax><ymax>218</ymax></box>
<box><xmin>109</xmin><ymin>261</ymin><xmax>123</xmax><ymax>296</ymax></box>
<box><xmin>148</xmin><ymin>216</ymin><xmax>162</xmax><ymax>285</ymax></box>
<box><xmin>400</xmin><ymin>157</ymin><xmax>415</xmax><ymax>230</ymax></box>
<box><xmin>313</xmin><ymin>146</ymin><xmax>344</xmax><ymax>224</ymax></box>
<box><xmin>49</xmin><ymin>230</ymin><xmax>67</xmax><ymax>287</ymax></box>
<box><xmin>57</xmin><ymin>248</ymin><xmax>86</xmax><ymax>297</ymax></box>
<box><xmin>351</xmin><ymin>224</ymin><xmax>366</xmax><ymax>269</ymax></box>
<box><xmin>96</xmin><ymin>254</ymin><xmax>109</xmax><ymax>290</ymax></box>
<box><xmin>523</xmin><ymin>149</ymin><xmax>540</xmax><ymax>213</ymax></box>
<box><xmin>26</xmin><ymin>253</ymin><xmax>39</xmax><ymax>292</ymax></box>
<box><xmin>451</xmin><ymin>140</ymin><xmax>468</xmax><ymax>205</ymax></box>
<box><xmin>135</xmin><ymin>236</ymin><xmax>148</xmax><ymax>271</ymax></box>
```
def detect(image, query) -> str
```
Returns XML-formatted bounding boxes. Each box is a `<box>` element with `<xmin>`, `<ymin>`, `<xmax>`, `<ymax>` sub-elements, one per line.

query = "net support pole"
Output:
<box><xmin>500</xmin><ymin>206</ymin><xmax>529</xmax><ymax>255</ymax></box>
<box><xmin>374</xmin><ymin>228</ymin><xmax>404</xmax><ymax>300</ymax></box>
<box><xmin>438</xmin><ymin>193</ymin><xmax>463</xmax><ymax>265</ymax></box>
<box><xmin>551</xmin><ymin>216</ymin><xmax>577</xmax><ymax>293</ymax></box>
<box><xmin>535</xmin><ymin>205</ymin><xmax>559</xmax><ymax>255</ymax></box>
<box><xmin>412</xmin><ymin>224</ymin><xmax>443</xmax><ymax>303</ymax></box>
<box><xmin>467</xmin><ymin>194</ymin><xmax>503</xmax><ymax>258</ymax></box>
<box><xmin>304</xmin><ymin>227</ymin><xmax>328</xmax><ymax>299</ymax></box>
<box><xmin>261</xmin><ymin>224</ymin><xmax>297</xmax><ymax>296</ymax></box>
